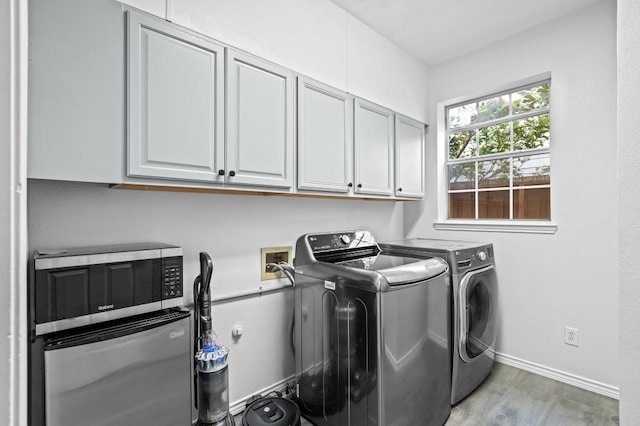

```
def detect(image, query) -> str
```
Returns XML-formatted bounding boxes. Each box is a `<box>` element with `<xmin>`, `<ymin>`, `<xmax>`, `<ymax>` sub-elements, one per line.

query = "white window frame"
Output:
<box><xmin>434</xmin><ymin>73</ymin><xmax>558</xmax><ymax>234</ymax></box>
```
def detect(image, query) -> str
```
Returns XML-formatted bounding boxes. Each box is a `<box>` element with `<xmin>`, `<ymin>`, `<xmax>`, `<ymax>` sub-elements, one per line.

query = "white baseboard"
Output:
<box><xmin>229</xmin><ymin>375</ymin><xmax>296</xmax><ymax>416</ymax></box>
<box><xmin>495</xmin><ymin>352</ymin><xmax>619</xmax><ymax>400</ymax></box>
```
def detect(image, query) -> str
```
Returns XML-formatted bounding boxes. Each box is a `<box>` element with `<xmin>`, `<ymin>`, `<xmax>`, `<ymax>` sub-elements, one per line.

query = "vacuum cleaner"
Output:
<box><xmin>193</xmin><ymin>252</ymin><xmax>235</xmax><ymax>426</ymax></box>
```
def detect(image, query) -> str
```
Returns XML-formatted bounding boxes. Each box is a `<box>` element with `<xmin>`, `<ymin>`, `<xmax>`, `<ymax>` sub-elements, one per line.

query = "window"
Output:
<box><xmin>445</xmin><ymin>80</ymin><xmax>550</xmax><ymax>220</ymax></box>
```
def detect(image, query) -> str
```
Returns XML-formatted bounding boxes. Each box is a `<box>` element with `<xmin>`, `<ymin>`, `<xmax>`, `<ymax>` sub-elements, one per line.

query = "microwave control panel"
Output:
<box><xmin>162</xmin><ymin>257</ymin><xmax>183</xmax><ymax>299</ymax></box>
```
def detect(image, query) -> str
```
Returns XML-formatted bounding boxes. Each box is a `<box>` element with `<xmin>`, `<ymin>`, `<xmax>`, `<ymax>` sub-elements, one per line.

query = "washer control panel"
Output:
<box><xmin>307</xmin><ymin>230</ymin><xmax>377</xmax><ymax>254</ymax></box>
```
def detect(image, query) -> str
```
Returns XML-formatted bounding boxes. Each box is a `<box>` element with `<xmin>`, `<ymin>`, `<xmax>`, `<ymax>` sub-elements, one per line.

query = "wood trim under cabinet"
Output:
<box><xmin>110</xmin><ymin>183</ymin><xmax>413</xmax><ymax>201</ymax></box>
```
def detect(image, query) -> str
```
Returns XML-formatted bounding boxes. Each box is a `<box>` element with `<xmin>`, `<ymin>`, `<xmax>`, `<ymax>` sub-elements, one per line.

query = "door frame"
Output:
<box><xmin>2</xmin><ymin>0</ymin><xmax>29</xmax><ymax>423</ymax></box>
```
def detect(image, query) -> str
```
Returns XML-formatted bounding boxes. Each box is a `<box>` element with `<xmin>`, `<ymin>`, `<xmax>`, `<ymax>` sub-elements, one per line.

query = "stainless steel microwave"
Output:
<box><xmin>32</xmin><ymin>242</ymin><xmax>184</xmax><ymax>335</ymax></box>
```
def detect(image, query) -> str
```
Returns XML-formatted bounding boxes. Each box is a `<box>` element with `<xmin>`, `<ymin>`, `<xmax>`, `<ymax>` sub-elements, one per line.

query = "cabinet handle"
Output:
<box><xmin>397</xmin><ymin>188</ymin><xmax>403</xmax><ymax>192</ymax></box>
<box><xmin>218</xmin><ymin>169</ymin><xmax>225</xmax><ymax>176</ymax></box>
<box><xmin>229</xmin><ymin>170</ymin><xmax>236</xmax><ymax>177</ymax></box>
<box><xmin>357</xmin><ymin>183</ymin><xmax>362</xmax><ymax>188</ymax></box>
<box><xmin>348</xmin><ymin>183</ymin><xmax>353</xmax><ymax>188</ymax></box>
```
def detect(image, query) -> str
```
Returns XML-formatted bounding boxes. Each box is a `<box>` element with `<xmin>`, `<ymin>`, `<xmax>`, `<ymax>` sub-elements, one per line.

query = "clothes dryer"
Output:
<box><xmin>379</xmin><ymin>239</ymin><xmax>498</xmax><ymax>405</ymax></box>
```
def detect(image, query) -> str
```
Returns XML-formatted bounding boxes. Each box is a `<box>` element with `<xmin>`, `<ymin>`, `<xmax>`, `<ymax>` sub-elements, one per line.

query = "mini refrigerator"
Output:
<box><xmin>38</xmin><ymin>309</ymin><xmax>192</xmax><ymax>426</ymax></box>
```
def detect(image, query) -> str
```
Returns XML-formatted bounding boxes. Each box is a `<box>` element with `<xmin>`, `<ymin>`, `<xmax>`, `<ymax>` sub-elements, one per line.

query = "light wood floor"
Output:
<box><xmin>237</xmin><ymin>363</ymin><xmax>619</xmax><ymax>425</ymax></box>
<box><xmin>447</xmin><ymin>362</ymin><xmax>619</xmax><ymax>426</ymax></box>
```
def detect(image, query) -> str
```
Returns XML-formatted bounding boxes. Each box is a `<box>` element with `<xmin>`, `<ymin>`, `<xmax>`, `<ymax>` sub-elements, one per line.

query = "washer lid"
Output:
<box><xmin>382</xmin><ymin>238</ymin><xmax>489</xmax><ymax>251</ymax></box>
<box><xmin>376</xmin><ymin>256</ymin><xmax>448</xmax><ymax>285</ymax></box>
<box><xmin>338</xmin><ymin>254</ymin><xmax>448</xmax><ymax>285</ymax></box>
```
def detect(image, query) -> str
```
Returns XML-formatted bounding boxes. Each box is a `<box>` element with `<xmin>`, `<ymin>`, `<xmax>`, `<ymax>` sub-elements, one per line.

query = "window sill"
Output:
<box><xmin>433</xmin><ymin>220</ymin><xmax>558</xmax><ymax>234</ymax></box>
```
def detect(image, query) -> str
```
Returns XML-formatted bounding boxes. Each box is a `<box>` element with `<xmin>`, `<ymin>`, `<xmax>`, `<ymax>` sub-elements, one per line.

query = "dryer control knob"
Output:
<box><xmin>478</xmin><ymin>251</ymin><xmax>487</xmax><ymax>261</ymax></box>
<box><xmin>340</xmin><ymin>235</ymin><xmax>351</xmax><ymax>245</ymax></box>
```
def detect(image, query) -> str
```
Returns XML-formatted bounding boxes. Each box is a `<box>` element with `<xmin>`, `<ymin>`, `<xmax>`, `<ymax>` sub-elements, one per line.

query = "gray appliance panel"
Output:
<box><xmin>294</xmin><ymin>271</ymin><xmax>451</xmax><ymax>426</ymax></box>
<box><xmin>380</xmin><ymin>276</ymin><xmax>451</xmax><ymax>425</ymax></box>
<box><xmin>44</xmin><ymin>316</ymin><xmax>191</xmax><ymax>426</ymax></box>
<box><xmin>294</xmin><ymin>278</ymin><xmax>380</xmax><ymax>425</ymax></box>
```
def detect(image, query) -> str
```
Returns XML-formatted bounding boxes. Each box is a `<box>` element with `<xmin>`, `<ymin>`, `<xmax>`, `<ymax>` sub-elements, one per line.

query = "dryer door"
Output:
<box><xmin>458</xmin><ymin>265</ymin><xmax>498</xmax><ymax>363</ymax></box>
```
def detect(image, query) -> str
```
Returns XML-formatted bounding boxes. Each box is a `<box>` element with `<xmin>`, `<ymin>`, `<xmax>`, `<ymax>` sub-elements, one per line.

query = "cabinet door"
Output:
<box><xmin>28</xmin><ymin>0</ymin><xmax>124</xmax><ymax>183</ymax></box>
<box><xmin>395</xmin><ymin>115</ymin><xmax>425</xmax><ymax>199</ymax></box>
<box><xmin>127</xmin><ymin>10</ymin><xmax>225</xmax><ymax>182</ymax></box>
<box><xmin>226</xmin><ymin>49</ymin><xmax>294</xmax><ymax>189</ymax></box>
<box><xmin>354</xmin><ymin>98</ymin><xmax>395</xmax><ymax>196</ymax></box>
<box><xmin>297</xmin><ymin>77</ymin><xmax>352</xmax><ymax>193</ymax></box>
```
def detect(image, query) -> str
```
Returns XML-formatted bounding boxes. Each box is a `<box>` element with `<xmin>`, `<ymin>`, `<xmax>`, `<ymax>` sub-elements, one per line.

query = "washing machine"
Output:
<box><xmin>379</xmin><ymin>238</ymin><xmax>498</xmax><ymax>405</ymax></box>
<box><xmin>293</xmin><ymin>230</ymin><xmax>452</xmax><ymax>426</ymax></box>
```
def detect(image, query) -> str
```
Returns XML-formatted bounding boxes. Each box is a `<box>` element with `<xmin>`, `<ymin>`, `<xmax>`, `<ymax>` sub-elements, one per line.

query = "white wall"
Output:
<box><xmin>618</xmin><ymin>0</ymin><xmax>640</xmax><ymax>422</ymax></box>
<box><xmin>406</xmin><ymin>0</ymin><xmax>619</xmax><ymax>392</ymax></box>
<box><xmin>168</xmin><ymin>0</ymin><xmax>430</xmax><ymax>122</ymax></box>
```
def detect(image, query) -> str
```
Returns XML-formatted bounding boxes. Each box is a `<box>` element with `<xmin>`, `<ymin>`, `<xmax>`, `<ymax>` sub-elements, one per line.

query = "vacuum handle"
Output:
<box><xmin>198</xmin><ymin>252</ymin><xmax>214</xmax><ymax>341</ymax></box>
<box><xmin>200</xmin><ymin>252</ymin><xmax>213</xmax><ymax>293</ymax></box>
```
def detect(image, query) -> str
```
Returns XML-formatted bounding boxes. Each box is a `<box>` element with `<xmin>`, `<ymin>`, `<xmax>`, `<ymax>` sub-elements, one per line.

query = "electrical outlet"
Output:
<box><xmin>260</xmin><ymin>246</ymin><xmax>292</xmax><ymax>281</ymax></box>
<box><xmin>564</xmin><ymin>326</ymin><xmax>580</xmax><ymax>347</ymax></box>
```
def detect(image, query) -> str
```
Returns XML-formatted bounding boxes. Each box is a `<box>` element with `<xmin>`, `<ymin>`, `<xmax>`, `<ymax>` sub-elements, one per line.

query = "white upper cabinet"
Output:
<box><xmin>395</xmin><ymin>114</ymin><xmax>425</xmax><ymax>199</ymax></box>
<box><xmin>28</xmin><ymin>0</ymin><xmax>124</xmax><ymax>183</ymax></box>
<box><xmin>297</xmin><ymin>77</ymin><xmax>353</xmax><ymax>193</ymax></box>
<box><xmin>127</xmin><ymin>10</ymin><xmax>225</xmax><ymax>183</ymax></box>
<box><xmin>354</xmin><ymin>98</ymin><xmax>395</xmax><ymax>197</ymax></box>
<box><xmin>30</xmin><ymin>0</ymin><xmax>424</xmax><ymax>199</ymax></box>
<box><xmin>225</xmin><ymin>49</ymin><xmax>294</xmax><ymax>189</ymax></box>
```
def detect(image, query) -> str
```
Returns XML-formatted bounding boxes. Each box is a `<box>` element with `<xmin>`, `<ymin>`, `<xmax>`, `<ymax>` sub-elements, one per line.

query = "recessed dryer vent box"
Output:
<box><xmin>260</xmin><ymin>246</ymin><xmax>292</xmax><ymax>281</ymax></box>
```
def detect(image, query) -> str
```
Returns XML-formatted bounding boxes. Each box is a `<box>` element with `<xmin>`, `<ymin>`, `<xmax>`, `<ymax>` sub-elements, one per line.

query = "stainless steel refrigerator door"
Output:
<box><xmin>44</xmin><ymin>316</ymin><xmax>191</xmax><ymax>426</ymax></box>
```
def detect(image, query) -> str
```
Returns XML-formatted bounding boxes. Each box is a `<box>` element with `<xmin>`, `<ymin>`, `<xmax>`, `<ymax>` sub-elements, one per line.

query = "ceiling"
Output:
<box><xmin>330</xmin><ymin>0</ymin><xmax>603</xmax><ymax>66</ymax></box>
